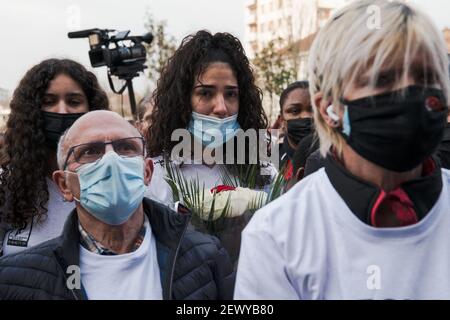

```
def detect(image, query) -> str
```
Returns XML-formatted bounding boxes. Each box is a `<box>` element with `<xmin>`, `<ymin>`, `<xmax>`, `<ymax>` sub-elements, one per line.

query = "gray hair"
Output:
<box><xmin>56</xmin><ymin>129</ymin><xmax>70</xmax><ymax>170</ymax></box>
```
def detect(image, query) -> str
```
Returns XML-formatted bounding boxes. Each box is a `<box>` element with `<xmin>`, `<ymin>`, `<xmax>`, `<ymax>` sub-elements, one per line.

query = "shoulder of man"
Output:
<box><xmin>181</xmin><ymin>227</ymin><xmax>226</xmax><ymax>255</ymax></box>
<box><xmin>0</xmin><ymin>236</ymin><xmax>61</xmax><ymax>267</ymax></box>
<box><xmin>144</xmin><ymin>197</ymin><xmax>235</xmax><ymax>299</ymax></box>
<box><xmin>144</xmin><ymin>197</ymin><xmax>229</xmax><ymax>255</ymax></box>
<box><xmin>0</xmin><ymin>236</ymin><xmax>72</xmax><ymax>299</ymax></box>
<box><xmin>176</xmin><ymin>229</ymin><xmax>235</xmax><ymax>300</ymax></box>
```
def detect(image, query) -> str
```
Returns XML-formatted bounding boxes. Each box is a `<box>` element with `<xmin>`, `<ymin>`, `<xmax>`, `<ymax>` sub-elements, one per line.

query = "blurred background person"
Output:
<box><xmin>0</xmin><ymin>58</ymin><xmax>109</xmax><ymax>256</ymax></box>
<box><xmin>278</xmin><ymin>81</ymin><xmax>314</xmax><ymax>181</ymax></box>
<box><xmin>135</xmin><ymin>95</ymin><xmax>154</xmax><ymax>137</ymax></box>
<box><xmin>284</xmin><ymin>133</ymin><xmax>320</xmax><ymax>191</ymax></box>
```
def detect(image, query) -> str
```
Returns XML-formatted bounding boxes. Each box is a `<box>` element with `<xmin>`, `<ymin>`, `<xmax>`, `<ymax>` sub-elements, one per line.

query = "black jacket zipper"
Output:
<box><xmin>166</xmin><ymin>215</ymin><xmax>191</xmax><ymax>300</ymax></box>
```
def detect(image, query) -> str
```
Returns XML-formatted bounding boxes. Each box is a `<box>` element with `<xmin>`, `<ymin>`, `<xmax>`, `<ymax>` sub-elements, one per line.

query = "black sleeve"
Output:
<box><xmin>210</xmin><ymin>236</ymin><xmax>236</xmax><ymax>300</ymax></box>
<box><xmin>304</xmin><ymin>149</ymin><xmax>326</xmax><ymax>177</ymax></box>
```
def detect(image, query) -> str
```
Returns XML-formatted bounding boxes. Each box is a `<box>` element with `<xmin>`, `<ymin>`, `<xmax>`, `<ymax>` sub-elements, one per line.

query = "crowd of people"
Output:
<box><xmin>0</xmin><ymin>0</ymin><xmax>450</xmax><ymax>300</ymax></box>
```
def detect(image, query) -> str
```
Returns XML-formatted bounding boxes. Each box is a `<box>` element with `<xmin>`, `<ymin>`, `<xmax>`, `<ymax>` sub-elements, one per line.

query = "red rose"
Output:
<box><xmin>211</xmin><ymin>185</ymin><xmax>236</xmax><ymax>193</ymax></box>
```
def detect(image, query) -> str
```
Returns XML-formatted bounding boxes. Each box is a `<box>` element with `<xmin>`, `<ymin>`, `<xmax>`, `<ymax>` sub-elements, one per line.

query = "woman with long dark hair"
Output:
<box><xmin>146</xmin><ymin>30</ymin><xmax>274</xmax><ymax>198</ymax></box>
<box><xmin>145</xmin><ymin>30</ymin><xmax>276</xmax><ymax>263</ymax></box>
<box><xmin>0</xmin><ymin>58</ymin><xmax>109</xmax><ymax>256</ymax></box>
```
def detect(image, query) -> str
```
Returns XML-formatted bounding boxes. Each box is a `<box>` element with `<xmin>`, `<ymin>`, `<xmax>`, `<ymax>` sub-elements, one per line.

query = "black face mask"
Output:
<box><xmin>283</xmin><ymin>118</ymin><xmax>313</xmax><ymax>160</ymax></box>
<box><xmin>287</xmin><ymin>118</ymin><xmax>313</xmax><ymax>146</ymax></box>
<box><xmin>42</xmin><ymin>111</ymin><xmax>86</xmax><ymax>151</ymax></box>
<box><xmin>340</xmin><ymin>85</ymin><xmax>448</xmax><ymax>172</ymax></box>
<box><xmin>283</xmin><ymin>135</ymin><xmax>295</xmax><ymax>160</ymax></box>
<box><xmin>443</xmin><ymin>122</ymin><xmax>450</xmax><ymax>143</ymax></box>
<box><xmin>439</xmin><ymin>123</ymin><xmax>450</xmax><ymax>164</ymax></box>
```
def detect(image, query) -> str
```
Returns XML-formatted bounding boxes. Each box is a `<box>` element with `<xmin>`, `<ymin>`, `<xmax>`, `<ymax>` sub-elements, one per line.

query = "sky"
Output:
<box><xmin>0</xmin><ymin>0</ymin><xmax>449</xmax><ymax>97</ymax></box>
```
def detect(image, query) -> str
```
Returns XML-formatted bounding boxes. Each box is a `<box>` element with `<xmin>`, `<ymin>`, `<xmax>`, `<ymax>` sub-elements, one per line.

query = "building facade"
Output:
<box><xmin>244</xmin><ymin>0</ymin><xmax>349</xmax><ymax>59</ymax></box>
<box><xmin>444</xmin><ymin>28</ymin><xmax>450</xmax><ymax>53</ymax></box>
<box><xmin>0</xmin><ymin>88</ymin><xmax>10</xmax><ymax>131</ymax></box>
<box><xmin>245</xmin><ymin>0</ymin><xmax>349</xmax><ymax>122</ymax></box>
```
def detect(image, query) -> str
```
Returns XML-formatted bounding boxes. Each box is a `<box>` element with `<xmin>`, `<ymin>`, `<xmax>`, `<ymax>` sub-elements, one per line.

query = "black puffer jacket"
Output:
<box><xmin>0</xmin><ymin>198</ymin><xmax>235</xmax><ymax>300</ymax></box>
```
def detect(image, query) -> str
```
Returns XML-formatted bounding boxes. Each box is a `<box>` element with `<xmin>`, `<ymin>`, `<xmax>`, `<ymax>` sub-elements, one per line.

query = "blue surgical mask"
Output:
<box><xmin>72</xmin><ymin>151</ymin><xmax>146</xmax><ymax>225</ymax></box>
<box><xmin>188</xmin><ymin>112</ymin><xmax>241</xmax><ymax>148</ymax></box>
<box><xmin>342</xmin><ymin>105</ymin><xmax>351</xmax><ymax>136</ymax></box>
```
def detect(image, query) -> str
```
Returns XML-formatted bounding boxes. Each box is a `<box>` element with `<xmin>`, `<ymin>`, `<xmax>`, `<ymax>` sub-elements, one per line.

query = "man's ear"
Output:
<box><xmin>315</xmin><ymin>92</ymin><xmax>341</xmax><ymax>129</ymax></box>
<box><xmin>53</xmin><ymin>170</ymin><xmax>75</xmax><ymax>202</ymax></box>
<box><xmin>143</xmin><ymin>158</ymin><xmax>154</xmax><ymax>186</ymax></box>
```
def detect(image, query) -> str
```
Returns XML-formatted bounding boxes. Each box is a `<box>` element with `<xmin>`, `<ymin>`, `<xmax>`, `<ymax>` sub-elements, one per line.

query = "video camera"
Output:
<box><xmin>68</xmin><ymin>28</ymin><xmax>153</xmax><ymax>120</ymax></box>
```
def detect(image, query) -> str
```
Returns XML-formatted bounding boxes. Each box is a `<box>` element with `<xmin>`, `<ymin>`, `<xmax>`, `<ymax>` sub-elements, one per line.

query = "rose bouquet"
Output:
<box><xmin>164</xmin><ymin>163</ymin><xmax>284</xmax><ymax>265</ymax></box>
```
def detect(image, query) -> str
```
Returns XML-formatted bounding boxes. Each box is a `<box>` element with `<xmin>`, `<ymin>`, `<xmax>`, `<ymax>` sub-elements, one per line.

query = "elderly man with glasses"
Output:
<box><xmin>0</xmin><ymin>110</ymin><xmax>234</xmax><ymax>300</ymax></box>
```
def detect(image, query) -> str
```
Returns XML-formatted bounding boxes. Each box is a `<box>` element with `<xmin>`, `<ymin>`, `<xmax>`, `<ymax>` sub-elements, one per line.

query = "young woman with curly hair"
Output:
<box><xmin>146</xmin><ymin>30</ymin><xmax>274</xmax><ymax>201</ymax></box>
<box><xmin>145</xmin><ymin>31</ymin><xmax>276</xmax><ymax>263</ymax></box>
<box><xmin>0</xmin><ymin>58</ymin><xmax>109</xmax><ymax>256</ymax></box>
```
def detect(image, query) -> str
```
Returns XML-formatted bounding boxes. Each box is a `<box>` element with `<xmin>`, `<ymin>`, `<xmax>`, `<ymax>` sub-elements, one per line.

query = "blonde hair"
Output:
<box><xmin>308</xmin><ymin>0</ymin><xmax>450</xmax><ymax>157</ymax></box>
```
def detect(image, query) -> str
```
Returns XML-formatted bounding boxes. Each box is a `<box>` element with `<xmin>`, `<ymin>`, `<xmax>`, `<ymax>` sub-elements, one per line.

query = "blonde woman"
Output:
<box><xmin>235</xmin><ymin>0</ymin><xmax>450</xmax><ymax>299</ymax></box>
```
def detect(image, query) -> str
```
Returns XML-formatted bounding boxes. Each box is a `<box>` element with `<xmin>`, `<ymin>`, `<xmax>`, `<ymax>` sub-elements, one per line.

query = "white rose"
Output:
<box><xmin>199</xmin><ymin>187</ymin><xmax>267</xmax><ymax>221</ymax></box>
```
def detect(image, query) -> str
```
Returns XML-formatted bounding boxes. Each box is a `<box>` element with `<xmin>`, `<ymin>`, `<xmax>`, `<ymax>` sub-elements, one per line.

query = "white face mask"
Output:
<box><xmin>188</xmin><ymin>112</ymin><xmax>241</xmax><ymax>148</ymax></box>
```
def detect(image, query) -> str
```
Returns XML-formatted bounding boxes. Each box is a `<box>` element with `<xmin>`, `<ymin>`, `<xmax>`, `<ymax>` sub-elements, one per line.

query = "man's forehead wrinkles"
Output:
<box><xmin>67</xmin><ymin>122</ymin><xmax>135</xmax><ymax>142</ymax></box>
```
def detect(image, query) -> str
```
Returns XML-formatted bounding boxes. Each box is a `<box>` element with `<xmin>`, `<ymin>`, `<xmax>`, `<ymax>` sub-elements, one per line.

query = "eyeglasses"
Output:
<box><xmin>63</xmin><ymin>137</ymin><xmax>145</xmax><ymax>170</ymax></box>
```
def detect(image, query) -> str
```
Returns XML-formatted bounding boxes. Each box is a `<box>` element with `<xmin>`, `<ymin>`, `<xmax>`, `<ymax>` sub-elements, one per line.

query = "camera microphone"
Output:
<box><xmin>68</xmin><ymin>29</ymin><xmax>98</xmax><ymax>39</ymax></box>
<box><xmin>140</xmin><ymin>32</ymin><xmax>154</xmax><ymax>44</ymax></box>
<box><xmin>68</xmin><ymin>27</ymin><xmax>153</xmax><ymax>121</ymax></box>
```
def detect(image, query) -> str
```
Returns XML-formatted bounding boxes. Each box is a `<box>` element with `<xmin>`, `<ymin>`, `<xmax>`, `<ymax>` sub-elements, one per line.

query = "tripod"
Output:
<box><xmin>107</xmin><ymin>64</ymin><xmax>146</xmax><ymax>121</ymax></box>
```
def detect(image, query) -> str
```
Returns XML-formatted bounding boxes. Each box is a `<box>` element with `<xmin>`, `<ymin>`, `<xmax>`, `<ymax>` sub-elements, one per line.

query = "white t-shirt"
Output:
<box><xmin>79</xmin><ymin>216</ymin><xmax>163</xmax><ymax>300</ymax></box>
<box><xmin>234</xmin><ymin>168</ymin><xmax>450</xmax><ymax>300</ymax></box>
<box><xmin>1</xmin><ymin>178</ymin><xmax>75</xmax><ymax>256</ymax></box>
<box><xmin>145</xmin><ymin>156</ymin><xmax>278</xmax><ymax>208</ymax></box>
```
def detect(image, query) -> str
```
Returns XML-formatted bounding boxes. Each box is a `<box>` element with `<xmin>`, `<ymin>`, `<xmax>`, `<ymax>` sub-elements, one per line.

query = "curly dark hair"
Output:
<box><xmin>0</xmin><ymin>58</ymin><xmax>109</xmax><ymax>228</ymax></box>
<box><xmin>146</xmin><ymin>31</ymin><xmax>270</xmax><ymax>187</ymax></box>
<box><xmin>147</xmin><ymin>30</ymin><xmax>268</xmax><ymax>156</ymax></box>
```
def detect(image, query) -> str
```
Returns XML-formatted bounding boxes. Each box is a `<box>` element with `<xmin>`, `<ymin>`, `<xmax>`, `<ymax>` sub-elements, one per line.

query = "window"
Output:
<box><xmin>278</xmin><ymin>0</ymin><xmax>283</xmax><ymax>9</ymax></box>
